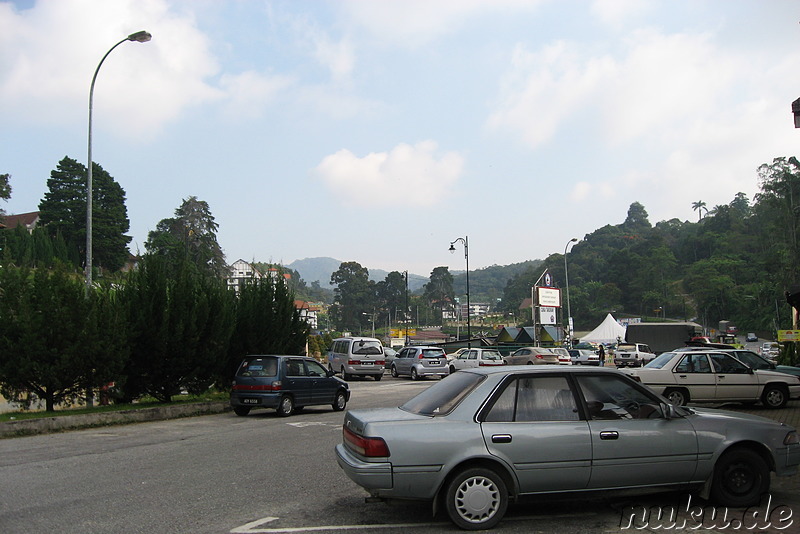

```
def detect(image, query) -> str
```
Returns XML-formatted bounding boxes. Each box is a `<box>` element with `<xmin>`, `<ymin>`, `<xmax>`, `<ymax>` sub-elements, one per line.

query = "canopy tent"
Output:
<box><xmin>580</xmin><ymin>313</ymin><xmax>627</xmax><ymax>344</ymax></box>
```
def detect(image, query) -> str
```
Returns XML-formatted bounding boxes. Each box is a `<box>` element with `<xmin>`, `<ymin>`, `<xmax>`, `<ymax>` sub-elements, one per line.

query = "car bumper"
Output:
<box><xmin>335</xmin><ymin>443</ymin><xmax>393</xmax><ymax>491</ymax></box>
<box><xmin>775</xmin><ymin>443</ymin><xmax>800</xmax><ymax>476</ymax></box>
<box><xmin>789</xmin><ymin>385</ymin><xmax>800</xmax><ymax>399</ymax></box>
<box><xmin>230</xmin><ymin>392</ymin><xmax>281</xmax><ymax>409</ymax></box>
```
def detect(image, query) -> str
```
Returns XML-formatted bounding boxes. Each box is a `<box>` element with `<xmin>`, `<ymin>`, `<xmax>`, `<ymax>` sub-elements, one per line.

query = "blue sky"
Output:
<box><xmin>2</xmin><ymin>0</ymin><xmax>799</xmax><ymax>277</ymax></box>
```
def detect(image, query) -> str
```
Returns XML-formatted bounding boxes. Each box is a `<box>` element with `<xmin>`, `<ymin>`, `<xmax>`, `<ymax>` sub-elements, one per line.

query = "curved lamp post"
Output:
<box><xmin>86</xmin><ymin>30</ymin><xmax>152</xmax><ymax>293</ymax></box>
<box><xmin>449</xmin><ymin>236</ymin><xmax>470</xmax><ymax>347</ymax></box>
<box><xmin>564</xmin><ymin>237</ymin><xmax>578</xmax><ymax>347</ymax></box>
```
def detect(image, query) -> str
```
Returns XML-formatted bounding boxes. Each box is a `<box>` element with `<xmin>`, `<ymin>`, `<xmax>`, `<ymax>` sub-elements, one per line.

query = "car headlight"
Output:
<box><xmin>784</xmin><ymin>431</ymin><xmax>800</xmax><ymax>446</ymax></box>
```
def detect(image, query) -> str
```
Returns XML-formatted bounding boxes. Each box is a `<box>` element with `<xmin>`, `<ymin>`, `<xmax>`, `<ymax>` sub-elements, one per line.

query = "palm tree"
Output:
<box><xmin>691</xmin><ymin>200</ymin><xmax>708</xmax><ymax>221</ymax></box>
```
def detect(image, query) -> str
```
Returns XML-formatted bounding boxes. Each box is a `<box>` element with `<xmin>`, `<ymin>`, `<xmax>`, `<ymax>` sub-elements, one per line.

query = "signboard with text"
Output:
<box><xmin>536</xmin><ymin>287</ymin><xmax>561</xmax><ymax>307</ymax></box>
<box><xmin>539</xmin><ymin>306</ymin><xmax>557</xmax><ymax>325</ymax></box>
<box><xmin>778</xmin><ymin>330</ymin><xmax>800</xmax><ymax>342</ymax></box>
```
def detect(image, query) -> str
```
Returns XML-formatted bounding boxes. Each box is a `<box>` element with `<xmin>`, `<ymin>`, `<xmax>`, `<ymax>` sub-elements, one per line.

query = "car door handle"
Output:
<box><xmin>492</xmin><ymin>434</ymin><xmax>512</xmax><ymax>444</ymax></box>
<box><xmin>599</xmin><ymin>431</ymin><xmax>619</xmax><ymax>440</ymax></box>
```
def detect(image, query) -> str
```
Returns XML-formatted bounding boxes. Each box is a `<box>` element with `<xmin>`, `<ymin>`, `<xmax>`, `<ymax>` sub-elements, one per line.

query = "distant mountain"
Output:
<box><xmin>286</xmin><ymin>257</ymin><xmax>428</xmax><ymax>292</ymax></box>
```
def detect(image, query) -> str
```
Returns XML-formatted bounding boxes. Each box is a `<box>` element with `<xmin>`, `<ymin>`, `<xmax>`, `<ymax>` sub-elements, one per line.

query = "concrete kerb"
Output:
<box><xmin>0</xmin><ymin>401</ymin><xmax>231</xmax><ymax>438</ymax></box>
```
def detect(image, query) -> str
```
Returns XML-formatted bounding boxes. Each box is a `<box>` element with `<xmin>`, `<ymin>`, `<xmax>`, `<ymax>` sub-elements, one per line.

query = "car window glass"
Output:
<box><xmin>710</xmin><ymin>353</ymin><xmax>749</xmax><ymax>374</ymax></box>
<box><xmin>469</xmin><ymin>351</ymin><xmax>477</xmax><ymax>360</ymax></box>
<box><xmin>400</xmin><ymin>372</ymin><xmax>484</xmax><ymax>416</ymax></box>
<box><xmin>482</xmin><ymin>350</ymin><xmax>503</xmax><ymax>361</ymax></box>
<box><xmin>576</xmin><ymin>375</ymin><xmax>660</xmax><ymax>420</ymax></box>
<box><xmin>675</xmin><ymin>354</ymin><xmax>711</xmax><ymax>373</ymax></box>
<box><xmin>352</xmin><ymin>340</ymin><xmax>382</xmax><ymax>355</ymax></box>
<box><xmin>422</xmin><ymin>349</ymin><xmax>445</xmax><ymax>358</ymax></box>
<box><xmin>645</xmin><ymin>352</ymin><xmax>675</xmax><ymax>369</ymax></box>
<box><xmin>486</xmin><ymin>376</ymin><xmax>578</xmax><ymax>422</ymax></box>
<box><xmin>306</xmin><ymin>360</ymin><xmax>326</xmax><ymax>377</ymax></box>
<box><xmin>237</xmin><ymin>357</ymin><xmax>278</xmax><ymax>377</ymax></box>
<box><xmin>286</xmin><ymin>359</ymin><xmax>307</xmax><ymax>377</ymax></box>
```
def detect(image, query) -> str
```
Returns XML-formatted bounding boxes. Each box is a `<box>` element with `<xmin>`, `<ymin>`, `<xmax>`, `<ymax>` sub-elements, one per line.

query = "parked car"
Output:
<box><xmin>678</xmin><ymin>344</ymin><xmax>800</xmax><ymax>378</ymax></box>
<box><xmin>446</xmin><ymin>347</ymin><xmax>469</xmax><ymax>362</ymax></box>
<box><xmin>383</xmin><ymin>347</ymin><xmax>398</xmax><ymax>369</ymax></box>
<box><xmin>614</xmin><ymin>343</ymin><xmax>656</xmax><ymax>367</ymax></box>
<box><xmin>623</xmin><ymin>350</ymin><xmax>800</xmax><ymax>408</ymax></box>
<box><xmin>746</xmin><ymin>332</ymin><xmax>759</xmax><ymax>342</ymax></box>
<box><xmin>335</xmin><ymin>366</ymin><xmax>800</xmax><ymax>530</ymax></box>
<box><xmin>390</xmin><ymin>346</ymin><xmax>449</xmax><ymax>380</ymax></box>
<box><xmin>230</xmin><ymin>355</ymin><xmax>350</xmax><ymax>417</ymax></box>
<box><xmin>503</xmin><ymin>346</ymin><xmax>559</xmax><ymax>365</ymax></box>
<box><xmin>448</xmin><ymin>347</ymin><xmax>505</xmax><ymax>373</ymax></box>
<box><xmin>760</xmin><ymin>342</ymin><xmax>781</xmax><ymax>360</ymax></box>
<box><xmin>327</xmin><ymin>337</ymin><xmax>385</xmax><ymax>381</ymax></box>
<box><xmin>550</xmin><ymin>347</ymin><xmax>572</xmax><ymax>365</ymax></box>
<box><xmin>568</xmin><ymin>349</ymin><xmax>600</xmax><ymax>365</ymax></box>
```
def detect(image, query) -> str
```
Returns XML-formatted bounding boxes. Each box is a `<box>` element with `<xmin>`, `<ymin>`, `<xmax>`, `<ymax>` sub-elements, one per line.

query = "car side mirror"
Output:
<box><xmin>326</xmin><ymin>369</ymin><xmax>335</xmax><ymax>378</ymax></box>
<box><xmin>660</xmin><ymin>402</ymin><xmax>678</xmax><ymax>419</ymax></box>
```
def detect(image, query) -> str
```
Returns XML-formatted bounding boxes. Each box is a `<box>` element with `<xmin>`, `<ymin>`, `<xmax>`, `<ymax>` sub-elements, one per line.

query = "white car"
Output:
<box><xmin>550</xmin><ymin>347</ymin><xmax>573</xmax><ymax>365</ymax></box>
<box><xmin>623</xmin><ymin>349</ymin><xmax>800</xmax><ymax>408</ymax></box>
<box><xmin>569</xmin><ymin>349</ymin><xmax>600</xmax><ymax>365</ymax></box>
<box><xmin>448</xmin><ymin>347</ymin><xmax>505</xmax><ymax>373</ymax></box>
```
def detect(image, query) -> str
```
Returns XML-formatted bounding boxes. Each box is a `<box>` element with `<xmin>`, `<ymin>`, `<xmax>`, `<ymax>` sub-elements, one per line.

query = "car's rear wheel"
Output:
<box><xmin>411</xmin><ymin>368</ymin><xmax>419</xmax><ymax>381</ymax></box>
<box><xmin>445</xmin><ymin>467</ymin><xmax>508</xmax><ymax>530</ymax></box>
<box><xmin>664</xmin><ymin>388</ymin><xmax>689</xmax><ymax>407</ymax></box>
<box><xmin>374</xmin><ymin>373</ymin><xmax>383</xmax><ymax>381</ymax></box>
<box><xmin>332</xmin><ymin>390</ymin><xmax>347</xmax><ymax>412</ymax></box>
<box><xmin>761</xmin><ymin>384</ymin><xmax>788</xmax><ymax>409</ymax></box>
<box><xmin>341</xmin><ymin>366</ymin><xmax>352</xmax><ymax>380</ymax></box>
<box><xmin>233</xmin><ymin>406</ymin><xmax>250</xmax><ymax>417</ymax></box>
<box><xmin>710</xmin><ymin>448</ymin><xmax>770</xmax><ymax>507</ymax></box>
<box><xmin>390</xmin><ymin>365</ymin><xmax>398</xmax><ymax>378</ymax></box>
<box><xmin>276</xmin><ymin>395</ymin><xmax>294</xmax><ymax>417</ymax></box>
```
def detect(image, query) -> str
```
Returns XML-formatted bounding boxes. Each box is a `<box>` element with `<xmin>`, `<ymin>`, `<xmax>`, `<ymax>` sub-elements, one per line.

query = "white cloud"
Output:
<box><xmin>218</xmin><ymin>70</ymin><xmax>295</xmax><ymax>118</ymax></box>
<box><xmin>0</xmin><ymin>0</ymin><xmax>221</xmax><ymax>140</ymax></box>
<box><xmin>312</xmin><ymin>141</ymin><xmax>464</xmax><ymax>206</ymax></box>
<box><xmin>340</xmin><ymin>0</ymin><xmax>543</xmax><ymax>47</ymax></box>
<box><xmin>591</xmin><ymin>0</ymin><xmax>652</xmax><ymax>29</ymax></box>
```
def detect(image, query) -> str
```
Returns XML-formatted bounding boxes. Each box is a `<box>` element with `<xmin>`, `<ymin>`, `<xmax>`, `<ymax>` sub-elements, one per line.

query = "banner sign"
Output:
<box><xmin>778</xmin><ymin>330</ymin><xmax>800</xmax><ymax>342</ymax></box>
<box><xmin>537</xmin><ymin>287</ymin><xmax>561</xmax><ymax>307</ymax></box>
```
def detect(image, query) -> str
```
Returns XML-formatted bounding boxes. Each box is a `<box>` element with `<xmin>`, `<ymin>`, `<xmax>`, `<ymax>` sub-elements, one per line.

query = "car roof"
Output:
<box><xmin>243</xmin><ymin>354</ymin><xmax>311</xmax><ymax>360</ymax></box>
<box><xmin>462</xmin><ymin>365</ymin><xmax>620</xmax><ymax>377</ymax></box>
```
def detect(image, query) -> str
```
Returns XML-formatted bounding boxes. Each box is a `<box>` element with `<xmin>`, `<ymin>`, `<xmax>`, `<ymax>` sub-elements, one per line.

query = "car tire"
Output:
<box><xmin>332</xmin><ymin>390</ymin><xmax>347</xmax><ymax>412</ymax></box>
<box><xmin>233</xmin><ymin>406</ymin><xmax>250</xmax><ymax>417</ymax></box>
<box><xmin>710</xmin><ymin>448</ymin><xmax>770</xmax><ymax>508</ymax></box>
<box><xmin>341</xmin><ymin>366</ymin><xmax>352</xmax><ymax>381</ymax></box>
<box><xmin>390</xmin><ymin>365</ymin><xmax>398</xmax><ymax>378</ymax></box>
<box><xmin>276</xmin><ymin>395</ymin><xmax>294</xmax><ymax>417</ymax></box>
<box><xmin>761</xmin><ymin>384</ymin><xmax>788</xmax><ymax>409</ymax></box>
<box><xmin>449</xmin><ymin>365</ymin><xmax>456</xmax><ymax>374</ymax></box>
<box><xmin>445</xmin><ymin>467</ymin><xmax>508</xmax><ymax>530</ymax></box>
<box><xmin>374</xmin><ymin>373</ymin><xmax>383</xmax><ymax>381</ymax></box>
<box><xmin>411</xmin><ymin>368</ymin><xmax>419</xmax><ymax>381</ymax></box>
<box><xmin>664</xmin><ymin>388</ymin><xmax>689</xmax><ymax>407</ymax></box>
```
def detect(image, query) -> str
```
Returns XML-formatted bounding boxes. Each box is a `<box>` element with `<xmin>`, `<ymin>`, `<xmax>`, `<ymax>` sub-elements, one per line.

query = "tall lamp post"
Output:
<box><xmin>449</xmin><ymin>236</ymin><xmax>471</xmax><ymax>348</ymax></box>
<box><xmin>86</xmin><ymin>30</ymin><xmax>152</xmax><ymax>293</ymax></box>
<box><xmin>564</xmin><ymin>237</ymin><xmax>578</xmax><ymax>347</ymax></box>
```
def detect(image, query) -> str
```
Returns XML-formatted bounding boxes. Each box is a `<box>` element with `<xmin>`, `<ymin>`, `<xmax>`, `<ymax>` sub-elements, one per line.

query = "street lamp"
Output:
<box><xmin>564</xmin><ymin>237</ymin><xmax>578</xmax><ymax>347</ymax></box>
<box><xmin>86</xmin><ymin>30</ymin><xmax>152</xmax><ymax>293</ymax></box>
<box><xmin>449</xmin><ymin>236</ymin><xmax>471</xmax><ymax>347</ymax></box>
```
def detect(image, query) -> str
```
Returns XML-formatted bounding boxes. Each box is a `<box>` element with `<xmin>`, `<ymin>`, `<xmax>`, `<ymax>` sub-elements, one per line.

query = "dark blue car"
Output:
<box><xmin>230</xmin><ymin>355</ymin><xmax>350</xmax><ymax>417</ymax></box>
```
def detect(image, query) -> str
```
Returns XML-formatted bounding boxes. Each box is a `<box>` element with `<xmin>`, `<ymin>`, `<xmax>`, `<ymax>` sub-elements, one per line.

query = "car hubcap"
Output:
<box><xmin>766</xmin><ymin>390</ymin><xmax>783</xmax><ymax>406</ymax></box>
<box><xmin>336</xmin><ymin>395</ymin><xmax>345</xmax><ymax>409</ymax></box>
<box><xmin>668</xmin><ymin>392</ymin><xmax>684</xmax><ymax>406</ymax></box>
<box><xmin>455</xmin><ymin>476</ymin><xmax>499</xmax><ymax>524</ymax></box>
<box><xmin>723</xmin><ymin>463</ymin><xmax>755</xmax><ymax>496</ymax></box>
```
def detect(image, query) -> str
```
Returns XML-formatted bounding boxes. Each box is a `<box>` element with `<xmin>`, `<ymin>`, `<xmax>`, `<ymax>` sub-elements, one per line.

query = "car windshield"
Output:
<box><xmin>421</xmin><ymin>349</ymin><xmax>445</xmax><ymax>358</ymax></box>
<box><xmin>481</xmin><ymin>350</ymin><xmax>503</xmax><ymax>360</ymax></box>
<box><xmin>352</xmin><ymin>340</ymin><xmax>383</xmax><ymax>355</ymax></box>
<box><xmin>237</xmin><ymin>357</ymin><xmax>278</xmax><ymax>377</ymax></box>
<box><xmin>644</xmin><ymin>352</ymin><xmax>675</xmax><ymax>369</ymax></box>
<box><xmin>400</xmin><ymin>372</ymin><xmax>485</xmax><ymax>416</ymax></box>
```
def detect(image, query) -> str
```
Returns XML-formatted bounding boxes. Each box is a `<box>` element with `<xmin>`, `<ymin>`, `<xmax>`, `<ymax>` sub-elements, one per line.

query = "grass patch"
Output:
<box><xmin>0</xmin><ymin>390</ymin><xmax>229</xmax><ymax>422</ymax></box>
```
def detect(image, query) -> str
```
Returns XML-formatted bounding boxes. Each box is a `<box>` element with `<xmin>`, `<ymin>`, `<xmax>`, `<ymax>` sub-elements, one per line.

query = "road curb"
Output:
<box><xmin>0</xmin><ymin>401</ymin><xmax>231</xmax><ymax>438</ymax></box>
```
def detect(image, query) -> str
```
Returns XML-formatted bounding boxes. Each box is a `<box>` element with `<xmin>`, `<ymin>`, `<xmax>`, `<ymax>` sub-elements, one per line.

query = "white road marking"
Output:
<box><xmin>230</xmin><ymin>517</ymin><xmax>444</xmax><ymax>533</ymax></box>
<box><xmin>286</xmin><ymin>422</ymin><xmax>338</xmax><ymax>428</ymax></box>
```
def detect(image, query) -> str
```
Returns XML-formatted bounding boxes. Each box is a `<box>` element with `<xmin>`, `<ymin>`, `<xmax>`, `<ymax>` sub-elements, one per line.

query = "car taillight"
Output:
<box><xmin>232</xmin><ymin>381</ymin><xmax>281</xmax><ymax>391</ymax></box>
<box><xmin>348</xmin><ymin>359</ymin><xmax>359</xmax><ymax>365</ymax></box>
<box><xmin>535</xmin><ymin>354</ymin><xmax>544</xmax><ymax>359</ymax></box>
<box><xmin>343</xmin><ymin>426</ymin><xmax>390</xmax><ymax>457</ymax></box>
<box><xmin>376</xmin><ymin>360</ymin><xmax>385</xmax><ymax>366</ymax></box>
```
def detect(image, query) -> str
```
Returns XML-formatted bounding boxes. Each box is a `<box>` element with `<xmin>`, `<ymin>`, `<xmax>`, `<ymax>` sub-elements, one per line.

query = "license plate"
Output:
<box><xmin>361</xmin><ymin>362</ymin><xmax>373</xmax><ymax>366</ymax></box>
<box><xmin>429</xmin><ymin>360</ymin><xmax>440</xmax><ymax>365</ymax></box>
<box><xmin>243</xmin><ymin>398</ymin><xmax>259</xmax><ymax>404</ymax></box>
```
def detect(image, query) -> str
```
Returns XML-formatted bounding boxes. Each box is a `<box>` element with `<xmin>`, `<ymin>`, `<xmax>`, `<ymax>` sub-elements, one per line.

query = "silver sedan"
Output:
<box><xmin>335</xmin><ymin>366</ymin><xmax>800</xmax><ymax>530</ymax></box>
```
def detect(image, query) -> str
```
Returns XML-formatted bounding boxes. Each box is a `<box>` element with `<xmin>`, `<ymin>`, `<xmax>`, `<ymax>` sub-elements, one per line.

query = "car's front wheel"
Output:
<box><xmin>233</xmin><ymin>406</ymin><xmax>250</xmax><ymax>417</ymax></box>
<box><xmin>449</xmin><ymin>365</ymin><xmax>456</xmax><ymax>374</ymax></box>
<box><xmin>761</xmin><ymin>384</ymin><xmax>788</xmax><ymax>409</ymax></box>
<box><xmin>664</xmin><ymin>388</ymin><xmax>689</xmax><ymax>407</ymax></box>
<box><xmin>276</xmin><ymin>395</ymin><xmax>294</xmax><ymax>417</ymax></box>
<box><xmin>332</xmin><ymin>390</ymin><xmax>347</xmax><ymax>412</ymax></box>
<box><xmin>390</xmin><ymin>365</ymin><xmax>398</xmax><ymax>378</ymax></box>
<box><xmin>710</xmin><ymin>448</ymin><xmax>770</xmax><ymax>507</ymax></box>
<box><xmin>445</xmin><ymin>467</ymin><xmax>508</xmax><ymax>530</ymax></box>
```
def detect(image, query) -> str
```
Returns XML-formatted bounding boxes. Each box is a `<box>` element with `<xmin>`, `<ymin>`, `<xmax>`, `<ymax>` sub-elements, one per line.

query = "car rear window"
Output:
<box><xmin>421</xmin><ymin>349</ymin><xmax>445</xmax><ymax>358</ymax></box>
<box><xmin>481</xmin><ymin>350</ymin><xmax>503</xmax><ymax>360</ymax></box>
<box><xmin>617</xmin><ymin>344</ymin><xmax>635</xmax><ymax>351</ymax></box>
<box><xmin>352</xmin><ymin>340</ymin><xmax>383</xmax><ymax>355</ymax></box>
<box><xmin>400</xmin><ymin>372</ymin><xmax>484</xmax><ymax>416</ymax></box>
<box><xmin>237</xmin><ymin>357</ymin><xmax>278</xmax><ymax>377</ymax></box>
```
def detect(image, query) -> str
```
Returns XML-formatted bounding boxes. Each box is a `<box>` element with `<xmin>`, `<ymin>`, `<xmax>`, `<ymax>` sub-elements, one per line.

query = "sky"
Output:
<box><xmin>2</xmin><ymin>0</ymin><xmax>800</xmax><ymax>278</ymax></box>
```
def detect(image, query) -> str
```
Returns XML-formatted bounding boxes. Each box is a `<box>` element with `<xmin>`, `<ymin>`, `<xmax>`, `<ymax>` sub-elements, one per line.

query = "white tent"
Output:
<box><xmin>580</xmin><ymin>313</ymin><xmax>627</xmax><ymax>344</ymax></box>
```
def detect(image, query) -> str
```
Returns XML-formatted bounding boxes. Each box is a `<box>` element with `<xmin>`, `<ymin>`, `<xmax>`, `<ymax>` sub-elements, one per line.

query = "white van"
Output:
<box><xmin>327</xmin><ymin>337</ymin><xmax>385</xmax><ymax>381</ymax></box>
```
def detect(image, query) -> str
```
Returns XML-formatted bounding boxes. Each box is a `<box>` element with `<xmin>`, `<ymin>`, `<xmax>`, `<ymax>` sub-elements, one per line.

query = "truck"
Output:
<box><xmin>623</xmin><ymin>321</ymin><xmax>703</xmax><ymax>355</ymax></box>
<box><xmin>719</xmin><ymin>320</ymin><xmax>738</xmax><ymax>335</ymax></box>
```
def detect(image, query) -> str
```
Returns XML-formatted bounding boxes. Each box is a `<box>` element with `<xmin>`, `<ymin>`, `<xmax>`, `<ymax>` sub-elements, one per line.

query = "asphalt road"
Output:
<box><xmin>2</xmin><ymin>375</ymin><xmax>800</xmax><ymax>534</ymax></box>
